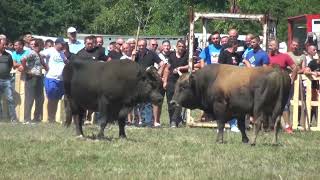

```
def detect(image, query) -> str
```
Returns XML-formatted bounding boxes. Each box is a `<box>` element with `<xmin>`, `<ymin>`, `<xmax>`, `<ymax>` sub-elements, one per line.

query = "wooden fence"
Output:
<box><xmin>4</xmin><ymin>72</ymin><xmax>320</xmax><ymax>131</ymax></box>
<box><xmin>13</xmin><ymin>72</ymin><xmax>64</xmax><ymax>123</ymax></box>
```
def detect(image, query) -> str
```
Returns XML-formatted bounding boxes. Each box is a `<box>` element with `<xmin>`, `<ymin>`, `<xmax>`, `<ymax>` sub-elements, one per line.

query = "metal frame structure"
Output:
<box><xmin>186</xmin><ymin>8</ymin><xmax>276</xmax><ymax>127</ymax></box>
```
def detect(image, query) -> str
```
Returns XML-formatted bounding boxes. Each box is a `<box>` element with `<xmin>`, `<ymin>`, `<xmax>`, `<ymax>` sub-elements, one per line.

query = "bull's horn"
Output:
<box><xmin>146</xmin><ymin>66</ymin><xmax>154</xmax><ymax>71</ymax></box>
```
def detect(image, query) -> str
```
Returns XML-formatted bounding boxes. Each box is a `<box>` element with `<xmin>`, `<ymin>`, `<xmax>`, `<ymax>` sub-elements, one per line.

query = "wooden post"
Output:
<box><xmin>202</xmin><ymin>18</ymin><xmax>207</xmax><ymax>49</ymax></box>
<box><xmin>14</xmin><ymin>71</ymin><xmax>25</xmax><ymax>122</ymax></box>
<box><xmin>186</xmin><ymin>7</ymin><xmax>195</xmax><ymax>126</ymax></box>
<box><xmin>305</xmin><ymin>76</ymin><xmax>312</xmax><ymax>130</ymax></box>
<box><xmin>291</xmin><ymin>75</ymin><xmax>300</xmax><ymax>129</ymax></box>
<box><xmin>262</xmin><ymin>15</ymin><xmax>268</xmax><ymax>51</ymax></box>
<box><xmin>13</xmin><ymin>71</ymin><xmax>64</xmax><ymax>124</ymax></box>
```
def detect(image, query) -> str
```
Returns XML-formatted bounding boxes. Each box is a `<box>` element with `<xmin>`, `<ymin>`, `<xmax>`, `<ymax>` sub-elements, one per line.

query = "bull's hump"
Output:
<box><xmin>213</xmin><ymin>65</ymin><xmax>273</xmax><ymax>92</ymax></box>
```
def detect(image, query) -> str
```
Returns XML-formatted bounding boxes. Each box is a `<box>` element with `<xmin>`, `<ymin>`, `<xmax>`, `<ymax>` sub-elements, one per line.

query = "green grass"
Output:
<box><xmin>0</xmin><ymin>122</ymin><xmax>320</xmax><ymax>180</ymax></box>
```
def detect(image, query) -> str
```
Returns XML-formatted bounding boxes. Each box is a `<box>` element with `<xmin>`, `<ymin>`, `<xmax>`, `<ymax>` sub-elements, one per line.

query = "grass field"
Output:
<box><xmin>1</xmin><ymin>121</ymin><xmax>320</xmax><ymax>180</ymax></box>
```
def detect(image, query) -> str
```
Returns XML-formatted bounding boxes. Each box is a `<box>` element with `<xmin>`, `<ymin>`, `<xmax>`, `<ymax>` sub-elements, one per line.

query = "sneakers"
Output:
<box><xmin>230</xmin><ymin>126</ymin><xmax>240</xmax><ymax>133</ymax></box>
<box><xmin>84</xmin><ymin>120</ymin><xmax>91</xmax><ymax>125</ymax></box>
<box><xmin>284</xmin><ymin>126</ymin><xmax>293</xmax><ymax>134</ymax></box>
<box><xmin>170</xmin><ymin>122</ymin><xmax>177</xmax><ymax>128</ymax></box>
<box><xmin>23</xmin><ymin>121</ymin><xmax>35</xmax><ymax>125</ymax></box>
<box><xmin>153</xmin><ymin>122</ymin><xmax>161</xmax><ymax>128</ymax></box>
<box><xmin>11</xmin><ymin>119</ymin><xmax>19</xmax><ymax>124</ymax></box>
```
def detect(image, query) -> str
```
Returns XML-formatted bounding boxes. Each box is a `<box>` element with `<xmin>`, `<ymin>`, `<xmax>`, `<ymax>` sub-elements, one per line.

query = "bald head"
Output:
<box><xmin>116</xmin><ymin>38</ymin><xmax>124</xmax><ymax>50</ymax></box>
<box><xmin>245</xmin><ymin>34</ymin><xmax>254</xmax><ymax>46</ymax></box>
<box><xmin>228</xmin><ymin>29</ymin><xmax>239</xmax><ymax>40</ymax></box>
<box><xmin>138</xmin><ymin>39</ymin><xmax>147</xmax><ymax>52</ymax></box>
<box><xmin>122</xmin><ymin>43</ymin><xmax>132</xmax><ymax>57</ymax></box>
<box><xmin>307</xmin><ymin>45</ymin><xmax>317</xmax><ymax>57</ymax></box>
<box><xmin>268</xmin><ymin>39</ymin><xmax>279</xmax><ymax>55</ymax></box>
<box><xmin>149</xmin><ymin>39</ymin><xmax>158</xmax><ymax>51</ymax></box>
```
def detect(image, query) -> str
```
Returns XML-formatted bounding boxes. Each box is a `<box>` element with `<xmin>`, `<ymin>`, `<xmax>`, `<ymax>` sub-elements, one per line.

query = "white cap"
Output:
<box><xmin>67</xmin><ymin>27</ymin><xmax>77</xmax><ymax>33</ymax></box>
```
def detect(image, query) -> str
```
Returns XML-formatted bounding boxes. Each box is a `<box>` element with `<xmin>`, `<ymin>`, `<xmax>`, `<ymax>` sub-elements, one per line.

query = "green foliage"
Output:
<box><xmin>1</xmin><ymin>0</ymin><xmax>320</xmax><ymax>41</ymax></box>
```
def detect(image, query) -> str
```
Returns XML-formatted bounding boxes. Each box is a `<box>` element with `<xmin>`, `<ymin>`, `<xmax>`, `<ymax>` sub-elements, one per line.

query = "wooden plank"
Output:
<box><xmin>305</xmin><ymin>77</ymin><xmax>312</xmax><ymax>130</ymax></box>
<box><xmin>291</xmin><ymin>75</ymin><xmax>300</xmax><ymax>129</ymax></box>
<box><xmin>188</xmin><ymin>121</ymin><xmax>231</xmax><ymax>128</ymax></box>
<box><xmin>194</xmin><ymin>12</ymin><xmax>265</xmax><ymax>21</ymax></box>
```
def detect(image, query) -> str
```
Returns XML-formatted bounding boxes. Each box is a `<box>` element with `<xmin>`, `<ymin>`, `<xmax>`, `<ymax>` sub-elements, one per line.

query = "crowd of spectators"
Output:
<box><xmin>0</xmin><ymin>26</ymin><xmax>319</xmax><ymax>133</ymax></box>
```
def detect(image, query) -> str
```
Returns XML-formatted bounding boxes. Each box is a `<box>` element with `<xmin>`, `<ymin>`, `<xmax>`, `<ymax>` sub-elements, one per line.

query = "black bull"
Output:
<box><xmin>171</xmin><ymin>64</ymin><xmax>291</xmax><ymax>145</ymax></box>
<box><xmin>62</xmin><ymin>60</ymin><xmax>164</xmax><ymax>138</ymax></box>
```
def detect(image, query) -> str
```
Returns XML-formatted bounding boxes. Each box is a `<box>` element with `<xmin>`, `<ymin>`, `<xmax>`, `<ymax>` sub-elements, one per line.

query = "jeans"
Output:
<box><xmin>229</xmin><ymin>118</ymin><xmax>238</xmax><ymax>128</ymax></box>
<box><xmin>0</xmin><ymin>78</ymin><xmax>17</xmax><ymax>121</ymax></box>
<box><xmin>24</xmin><ymin>75</ymin><xmax>44</xmax><ymax>122</ymax></box>
<box><xmin>140</xmin><ymin>103</ymin><xmax>153</xmax><ymax>125</ymax></box>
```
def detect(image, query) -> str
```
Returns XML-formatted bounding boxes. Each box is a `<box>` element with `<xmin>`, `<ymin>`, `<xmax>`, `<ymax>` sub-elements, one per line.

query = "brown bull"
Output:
<box><xmin>171</xmin><ymin>64</ymin><xmax>291</xmax><ymax>145</ymax></box>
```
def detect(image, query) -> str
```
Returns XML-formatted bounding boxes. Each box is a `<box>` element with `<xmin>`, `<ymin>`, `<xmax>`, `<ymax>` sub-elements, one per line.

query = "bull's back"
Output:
<box><xmin>209</xmin><ymin>64</ymin><xmax>274</xmax><ymax>94</ymax></box>
<box><xmin>69</xmin><ymin>60</ymin><xmax>142</xmax><ymax>101</ymax></box>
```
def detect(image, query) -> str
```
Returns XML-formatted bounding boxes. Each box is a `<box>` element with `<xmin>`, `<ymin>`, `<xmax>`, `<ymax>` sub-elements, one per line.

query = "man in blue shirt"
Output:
<box><xmin>243</xmin><ymin>36</ymin><xmax>269</xmax><ymax>67</ymax></box>
<box><xmin>67</xmin><ymin>27</ymin><xmax>84</xmax><ymax>54</ymax></box>
<box><xmin>12</xmin><ymin>40</ymin><xmax>30</xmax><ymax>70</ymax></box>
<box><xmin>199</xmin><ymin>31</ymin><xmax>222</xmax><ymax>68</ymax></box>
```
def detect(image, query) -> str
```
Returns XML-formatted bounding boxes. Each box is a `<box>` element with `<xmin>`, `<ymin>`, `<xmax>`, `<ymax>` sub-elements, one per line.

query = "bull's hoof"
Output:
<box><xmin>97</xmin><ymin>133</ymin><xmax>104</xmax><ymax>139</ymax></box>
<box><xmin>119</xmin><ymin>135</ymin><xmax>127</xmax><ymax>139</ymax></box>
<box><xmin>242</xmin><ymin>138</ymin><xmax>249</xmax><ymax>144</ymax></box>
<box><xmin>75</xmin><ymin>135</ymin><xmax>86</xmax><ymax>140</ymax></box>
<box><xmin>272</xmin><ymin>141</ymin><xmax>279</xmax><ymax>146</ymax></box>
<box><xmin>216</xmin><ymin>139</ymin><xmax>224</xmax><ymax>144</ymax></box>
<box><xmin>250</xmin><ymin>143</ymin><xmax>256</xmax><ymax>146</ymax></box>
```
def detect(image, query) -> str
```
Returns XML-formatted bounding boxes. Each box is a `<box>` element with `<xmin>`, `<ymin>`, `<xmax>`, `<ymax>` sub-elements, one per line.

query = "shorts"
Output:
<box><xmin>44</xmin><ymin>77</ymin><xmax>64</xmax><ymax>100</ymax></box>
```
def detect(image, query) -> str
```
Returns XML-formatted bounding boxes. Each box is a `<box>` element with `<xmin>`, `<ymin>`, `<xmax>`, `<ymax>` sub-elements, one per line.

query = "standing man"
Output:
<box><xmin>218</xmin><ymin>39</ymin><xmax>241</xmax><ymax>132</ymax></box>
<box><xmin>151</xmin><ymin>40</ymin><xmax>171</xmax><ymax>127</ymax></box>
<box><xmin>162</xmin><ymin>40</ymin><xmax>189</xmax><ymax>128</ymax></box>
<box><xmin>67</xmin><ymin>27</ymin><xmax>84</xmax><ymax>54</ymax></box>
<box><xmin>287</xmin><ymin>38</ymin><xmax>303</xmax><ymax>70</ymax></box>
<box><xmin>242</xmin><ymin>34</ymin><xmax>254</xmax><ymax>60</ymax></box>
<box><xmin>120</xmin><ymin>43</ymin><xmax>132</xmax><ymax>60</ymax></box>
<box><xmin>228</xmin><ymin>28</ymin><xmax>247</xmax><ymax>57</ymax></box>
<box><xmin>268</xmin><ymin>39</ymin><xmax>297</xmax><ymax>133</ymax></box>
<box><xmin>127</xmin><ymin>38</ymin><xmax>136</xmax><ymax>51</ymax></box>
<box><xmin>116</xmin><ymin>38</ymin><xmax>125</xmax><ymax>51</ymax></box>
<box><xmin>41</xmin><ymin>37</ymin><xmax>67</xmax><ymax>123</ymax></box>
<box><xmin>76</xmin><ymin>36</ymin><xmax>106</xmax><ymax>61</ymax></box>
<box><xmin>96</xmin><ymin>36</ymin><xmax>108</xmax><ymax>56</ymax></box>
<box><xmin>148</xmin><ymin>39</ymin><xmax>159</xmax><ymax>52</ymax></box>
<box><xmin>199</xmin><ymin>31</ymin><xmax>222</xmax><ymax>68</ymax></box>
<box><xmin>21</xmin><ymin>39</ymin><xmax>47</xmax><ymax>124</ymax></box>
<box><xmin>135</xmin><ymin>39</ymin><xmax>165</xmax><ymax>127</ymax></box>
<box><xmin>107</xmin><ymin>42</ymin><xmax>122</xmax><ymax>61</ymax></box>
<box><xmin>243</xmin><ymin>36</ymin><xmax>269</xmax><ymax>67</ymax></box>
<box><xmin>12</xmin><ymin>40</ymin><xmax>30</xmax><ymax>71</ymax></box>
<box><xmin>0</xmin><ymin>39</ymin><xmax>18</xmax><ymax>123</ymax></box>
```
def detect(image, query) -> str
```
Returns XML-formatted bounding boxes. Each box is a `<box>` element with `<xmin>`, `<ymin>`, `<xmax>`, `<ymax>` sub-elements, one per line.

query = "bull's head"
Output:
<box><xmin>170</xmin><ymin>73</ymin><xmax>199</xmax><ymax>109</ymax></box>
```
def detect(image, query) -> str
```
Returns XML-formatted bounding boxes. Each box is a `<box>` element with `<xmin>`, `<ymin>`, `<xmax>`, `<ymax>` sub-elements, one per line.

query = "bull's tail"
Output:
<box><xmin>64</xmin><ymin>96</ymin><xmax>73</xmax><ymax>127</ymax></box>
<box><xmin>62</xmin><ymin>63</ymin><xmax>73</xmax><ymax>127</ymax></box>
<box><xmin>271</xmin><ymin>71</ymin><xmax>291</xmax><ymax>121</ymax></box>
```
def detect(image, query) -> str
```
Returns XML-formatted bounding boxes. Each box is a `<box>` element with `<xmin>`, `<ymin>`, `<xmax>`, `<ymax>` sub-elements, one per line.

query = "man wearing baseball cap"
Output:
<box><xmin>67</xmin><ymin>27</ymin><xmax>84</xmax><ymax>54</ymax></box>
<box><xmin>40</xmin><ymin>37</ymin><xmax>67</xmax><ymax>123</ymax></box>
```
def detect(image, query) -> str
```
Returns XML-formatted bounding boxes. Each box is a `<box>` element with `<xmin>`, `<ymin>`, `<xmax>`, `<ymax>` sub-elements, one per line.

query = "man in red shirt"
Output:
<box><xmin>268</xmin><ymin>39</ymin><xmax>297</xmax><ymax>134</ymax></box>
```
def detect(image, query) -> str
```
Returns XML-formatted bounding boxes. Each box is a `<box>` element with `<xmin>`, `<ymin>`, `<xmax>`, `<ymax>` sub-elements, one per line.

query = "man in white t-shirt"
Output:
<box><xmin>40</xmin><ymin>37</ymin><xmax>67</xmax><ymax>122</ymax></box>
